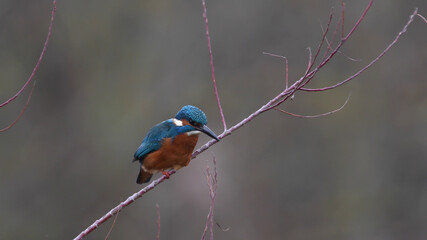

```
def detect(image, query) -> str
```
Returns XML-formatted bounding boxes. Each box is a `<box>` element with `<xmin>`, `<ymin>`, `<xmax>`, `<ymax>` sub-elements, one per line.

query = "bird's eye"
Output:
<box><xmin>189</xmin><ymin>120</ymin><xmax>195</xmax><ymax>125</ymax></box>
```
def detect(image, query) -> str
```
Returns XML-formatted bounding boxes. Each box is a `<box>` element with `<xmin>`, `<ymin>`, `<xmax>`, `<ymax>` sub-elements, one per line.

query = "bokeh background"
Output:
<box><xmin>0</xmin><ymin>0</ymin><xmax>426</xmax><ymax>239</ymax></box>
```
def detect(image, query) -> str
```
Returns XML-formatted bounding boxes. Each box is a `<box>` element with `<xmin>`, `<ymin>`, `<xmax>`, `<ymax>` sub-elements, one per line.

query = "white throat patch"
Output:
<box><xmin>172</xmin><ymin>118</ymin><xmax>183</xmax><ymax>126</ymax></box>
<box><xmin>187</xmin><ymin>130</ymin><xmax>201</xmax><ymax>136</ymax></box>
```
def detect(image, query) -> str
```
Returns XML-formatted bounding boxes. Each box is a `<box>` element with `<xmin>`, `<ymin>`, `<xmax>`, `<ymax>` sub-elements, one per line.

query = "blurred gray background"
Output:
<box><xmin>0</xmin><ymin>0</ymin><xmax>426</xmax><ymax>239</ymax></box>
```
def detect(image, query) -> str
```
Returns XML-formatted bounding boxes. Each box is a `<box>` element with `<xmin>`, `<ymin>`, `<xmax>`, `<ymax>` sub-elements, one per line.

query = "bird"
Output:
<box><xmin>133</xmin><ymin>105</ymin><xmax>219</xmax><ymax>184</ymax></box>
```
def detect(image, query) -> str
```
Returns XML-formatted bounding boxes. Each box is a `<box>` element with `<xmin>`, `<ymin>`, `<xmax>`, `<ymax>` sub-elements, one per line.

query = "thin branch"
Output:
<box><xmin>104</xmin><ymin>206</ymin><xmax>121</xmax><ymax>240</ymax></box>
<box><xmin>342</xmin><ymin>0</ymin><xmax>373</xmax><ymax>41</ymax></box>
<box><xmin>341</xmin><ymin>0</ymin><xmax>345</xmax><ymax>39</ymax></box>
<box><xmin>301</xmin><ymin>8</ymin><xmax>419</xmax><ymax>92</ymax></box>
<box><xmin>0</xmin><ymin>81</ymin><xmax>36</xmax><ymax>132</ymax></box>
<box><xmin>416</xmin><ymin>13</ymin><xmax>427</xmax><ymax>23</ymax></box>
<box><xmin>0</xmin><ymin>0</ymin><xmax>56</xmax><ymax>108</ymax></box>
<box><xmin>200</xmin><ymin>170</ymin><xmax>210</xmax><ymax>240</ymax></box>
<box><xmin>156</xmin><ymin>204</ymin><xmax>160</xmax><ymax>240</ymax></box>
<box><xmin>262</xmin><ymin>52</ymin><xmax>289</xmax><ymax>89</ymax></box>
<box><xmin>262</xmin><ymin>52</ymin><xmax>286</xmax><ymax>59</ymax></box>
<box><xmin>301</xmin><ymin>10</ymin><xmax>334</xmax><ymax>83</ymax></box>
<box><xmin>274</xmin><ymin>93</ymin><xmax>351</xmax><ymax>119</ymax></box>
<box><xmin>73</xmin><ymin>171</ymin><xmax>174</xmax><ymax>240</ymax></box>
<box><xmin>209</xmin><ymin>157</ymin><xmax>217</xmax><ymax>240</ymax></box>
<box><xmin>301</xmin><ymin>47</ymin><xmax>313</xmax><ymax>81</ymax></box>
<box><xmin>201</xmin><ymin>156</ymin><xmax>218</xmax><ymax>240</ymax></box>
<box><xmin>321</xmin><ymin>18</ymin><xmax>360</xmax><ymax>62</ymax></box>
<box><xmin>299</xmin><ymin>0</ymin><xmax>374</xmax><ymax>90</ymax></box>
<box><xmin>285</xmin><ymin>55</ymin><xmax>289</xmax><ymax>89</ymax></box>
<box><xmin>201</xmin><ymin>0</ymin><xmax>227</xmax><ymax>131</ymax></box>
<box><xmin>307</xmin><ymin>47</ymin><xmax>313</xmax><ymax>71</ymax></box>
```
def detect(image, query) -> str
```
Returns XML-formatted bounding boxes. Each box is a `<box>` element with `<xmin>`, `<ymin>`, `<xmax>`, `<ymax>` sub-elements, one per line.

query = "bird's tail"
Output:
<box><xmin>136</xmin><ymin>166</ymin><xmax>153</xmax><ymax>184</ymax></box>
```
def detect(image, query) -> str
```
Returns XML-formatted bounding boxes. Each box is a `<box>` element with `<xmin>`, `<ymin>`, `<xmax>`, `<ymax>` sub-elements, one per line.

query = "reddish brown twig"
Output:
<box><xmin>73</xmin><ymin>172</ymin><xmax>174</xmax><ymax>240</ymax></box>
<box><xmin>274</xmin><ymin>93</ymin><xmax>351</xmax><ymax>119</ymax></box>
<box><xmin>416</xmin><ymin>13</ymin><xmax>427</xmax><ymax>23</ymax></box>
<box><xmin>309</xmin><ymin>11</ymin><xmax>333</xmax><ymax>71</ymax></box>
<box><xmin>201</xmin><ymin>156</ymin><xmax>218</xmax><ymax>240</ymax></box>
<box><xmin>301</xmin><ymin>7</ymin><xmax>419</xmax><ymax>92</ymax></box>
<box><xmin>104</xmin><ymin>205</ymin><xmax>121</xmax><ymax>240</ymax></box>
<box><xmin>0</xmin><ymin>0</ymin><xmax>56</xmax><ymax>109</ymax></box>
<box><xmin>259</xmin><ymin>7</ymin><xmax>336</xmax><ymax>112</ymax></box>
<box><xmin>341</xmin><ymin>0</ymin><xmax>346</xmax><ymax>39</ymax></box>
<box><xmin>156</xmin><ymin>204</ymin><xmax>161</xmax><ymax>240</ymax></box>
<box><xmin>202</xmin><ymin>0</ymin><xmax>227</xmax><ymax>131</ymax></box>
<box><xmin>0</xmin><ymin>81</ymin><xmax>36</xmax><ymax>132</ymax></box>
<box><xmin>320</xmin><ymin>7</ymin><xmax>360</xmax><ymax>63</ymax></box>
<box><xmin>262</xmin><ymin>52</ymin><xmax>289</xmax><ymax>89</ymax></box>
<box><xmin>294</xmin><ymin>0</ymin><xmax>374</xmax><ymax>93</ymax></box>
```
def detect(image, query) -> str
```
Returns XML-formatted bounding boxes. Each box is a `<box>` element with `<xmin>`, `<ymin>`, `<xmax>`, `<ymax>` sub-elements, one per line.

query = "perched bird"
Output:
<box><xmin>133</xmin><ymin>105</ymin><xmax>219</xmax><ymax>184</ymax></box>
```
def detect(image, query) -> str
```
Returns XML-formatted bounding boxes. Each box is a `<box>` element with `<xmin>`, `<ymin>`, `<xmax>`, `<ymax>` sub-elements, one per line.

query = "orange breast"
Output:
<box><xmin>143</xmin><ymin>133</ymin><xmax>199</xmax><ymax>172</ymax></box>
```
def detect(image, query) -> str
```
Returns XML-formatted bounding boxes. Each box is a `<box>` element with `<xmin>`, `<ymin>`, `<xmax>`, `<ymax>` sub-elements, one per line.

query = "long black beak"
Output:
<box><xmin>198</xmin><ymin>125</ymin><xmax>220</xmax><ymax>141</ymax></box>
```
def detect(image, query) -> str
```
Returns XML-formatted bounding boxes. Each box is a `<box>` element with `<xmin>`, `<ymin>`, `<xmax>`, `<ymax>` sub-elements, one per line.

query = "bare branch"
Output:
<box><xmin>73</xmin><ymin>171</ymin><xmax>175</xmax><ymax>240</ymax></box>
<box><xmin>301</xmin><ymin>10</ymin><xmax>334</xmax><ymax>84</ymax></box>
<box><xmin>301</xmin><ymin>8</ymin><xmax>419</xmax><ymax>92</ymax></box>
<box><xmin>201</xmin><ymin>0</ymin><xmax>227</xmax><ymax>131</ymax></box>
<box><xmin>274</xmin><ymin>93</ymin><xmax>351</xmax><ymax>119</ymax></box>
<box><xmin>0</xmin><ymin>81</ymin><xmax>36</xmax><ymax>132</ymax></box>
<box><xmin>304</xmin><ymin>47</ymin><xmax>313</xmax><ymax>78</ymax></box>
<box><xmin>341</xmin><ymin>0</ymin><xmax>346</xmax><ymax>39</ymax></box>
<box><xmin>285</xmin><ymin>55</ymin><xmax>289</xmax><ymax>89</ymax></box>
<box><xmin>342</xmin><ymin>0</ymin><xmax>373</xmax><ymax>41</ymax></box>
<box><xmin>0</xmin><ymin>0</ymin><xmax>56</xmax><ymax>109</ymax></box>
<box><xmin>299</xmin><ymin>0</ymin><xmax>374</xmax><ymax>90</ymax></box>
<box><xmin>104</xmin><ymin>204</ymin><xmax>121</xmax><ymax>240</ymax></box>
<box><xmin>262</xmin><ymin>52</ymin><xmax>289</xmax><ymax>89</ymax></box>
<box><xmin>416</xmin><ymin>13</ymin><xmax>427</xmax><ymax>23</ymax></box>
<box><xmin>156</xmin><ymin>204</ymin><xmax>160</xmax><ymax>240</ymax></box>
<box><xmin>201</xmin><ymin>156</ymin><xmax>218</xmax><ymax>240</ymax></box>
<box><xmin>321</xmin><ymin>18</ymin><xmax>361</xmax><ymax>62</ymax></box>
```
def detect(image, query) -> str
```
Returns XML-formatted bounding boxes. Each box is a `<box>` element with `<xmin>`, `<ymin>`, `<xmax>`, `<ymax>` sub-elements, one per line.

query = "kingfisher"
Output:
<box><xmin>133</xmin><ymin>105</ymin><xmax>219</xmax><ymax>184</ymax></box>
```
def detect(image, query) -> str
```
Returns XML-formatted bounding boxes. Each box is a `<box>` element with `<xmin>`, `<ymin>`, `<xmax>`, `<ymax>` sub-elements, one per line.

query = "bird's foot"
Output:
<box><xmin>162</xmin><ymin>171</ymin><xmax>170</xmax><ymax>179</ymax></box>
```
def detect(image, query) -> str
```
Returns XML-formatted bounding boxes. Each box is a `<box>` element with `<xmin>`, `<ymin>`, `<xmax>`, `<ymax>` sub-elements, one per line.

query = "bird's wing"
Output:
<box><xmin>133</xmin><ymin>120</ymin><xmax>177</xmax><ymax>161</ymax></box>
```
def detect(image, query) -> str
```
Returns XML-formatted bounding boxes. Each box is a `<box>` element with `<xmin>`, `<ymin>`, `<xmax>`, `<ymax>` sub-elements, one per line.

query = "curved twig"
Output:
<box><xmin>202</xmin><ymin>0</ymin><xmax>227</xmax><ymax>131</ymax></box>
<box><xmin>301</xmin><ymin>8</ymin><xmax>419</xmax><ymax>92</ymax></box>
<box><xmin>274</xmin><ymin>93</ymin><xmax>351</xmax><ymax>119</ymax></box>
<box><xmin>0</xmin><ymin>0</ymin><xmax>56</xmax><ymax>108</ymax></box>
<box><xmin>0</xmin><ymin>81</ymin><xmax>36</xmax><ymax>132</ymax></box>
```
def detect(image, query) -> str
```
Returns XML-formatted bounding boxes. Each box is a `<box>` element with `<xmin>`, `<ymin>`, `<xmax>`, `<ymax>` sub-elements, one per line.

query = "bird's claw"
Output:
<box><xmin>162</xmin><ymin>171</ymin><xmax>170</xmax><ymax>179</ymax></box>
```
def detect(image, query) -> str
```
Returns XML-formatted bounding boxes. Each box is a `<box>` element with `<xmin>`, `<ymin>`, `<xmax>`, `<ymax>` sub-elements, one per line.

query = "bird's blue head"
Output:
<box><xmin>175</xmin><ymin>105</ymin><xmax>219</xmax><ymax>141</ymax></box>
<box><xmin>175</xmin><ymin>105</ymin><xmax>208</xmax><ymax>126</ymax></box>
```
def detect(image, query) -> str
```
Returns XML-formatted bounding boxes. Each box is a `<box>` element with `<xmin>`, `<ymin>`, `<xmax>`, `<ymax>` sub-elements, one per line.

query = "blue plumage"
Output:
<box><xmin>133</xmin><ymin>105</ymin><xmax>219</xmax><ymax>184</ymax></box>
<box><xmin>133</xmin><ymin>119</ymin><xmax>195</xmax><ymax>160</ymax></box>
<box><xmin>175</xmin><ymin>105</ymin><xmax>208</xmax><ymax>126</ymax></box>
<box><xmin>133</xmin><ymin>120</ymin><xmax>172</xmax><ymax>160</ymax></box>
